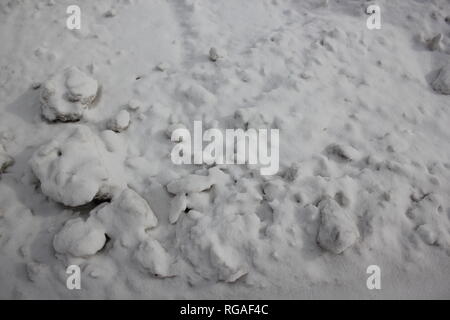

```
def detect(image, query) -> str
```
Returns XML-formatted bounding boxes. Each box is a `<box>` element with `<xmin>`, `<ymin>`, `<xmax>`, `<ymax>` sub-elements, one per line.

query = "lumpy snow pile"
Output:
<box><xmin>0</xmin><ymin>0</ymin><xmax>449</xmax><ymax>299</ymax></box>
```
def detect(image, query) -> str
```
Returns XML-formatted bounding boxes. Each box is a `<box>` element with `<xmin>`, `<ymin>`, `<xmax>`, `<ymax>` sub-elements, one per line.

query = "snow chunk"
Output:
<box><xmin>182</xmin><ymin>83</ymin><xmax>217</xmax><ymax>106</ymax></box>
<box><xmin>169</xmin><ymin>193</ymin><xmax>187</xmax><ymax>224</ymax></box>
<box><xmin>40</xmin><ymin>67</ymin><xmax>98</xmax><ymax>122</ymax></box>
<box><xmin>325</xmin><ymin>143</ymin><xmax>361</xmax><ymax>163</ymax></box>
<box><xmin>432</xmin><ymin>64</ymin><xmax>450</xmax><ymax>95</ymax></box>
<box><xmin>91</xmin><ymin>189</ymin><xmax>158</xmax><ymax>245</ymax></box>
<box><xmin>426</xmin><ymin>33</ymin><xmax>443</xmax><ymax>51</ymax></box>
<box><xmin>316</xmin><ymin>197</ymin><xmax>359</xmax><ymax>254</ymax></box>
<box><xmin>166</xmin><ymin>123</ymin><xmax>186</xmax><ymax>140</ymax></box>
<box><xmin>0</xmin><ymin>144</ymin><xmax>14</xmax><ymax>174</ymax></box>
<box><xmin>134</xmin><ymin>239</ymin><xmax>173</xmax><ymax>278</ymax></box>
<box><xmin>126</xmin><ymin>99</ymin><xmax>141</xmax><ymax>111</ymax></box>
<box><xmin>53</xmin><ymin>217</ymin><xmax>106</xmax><ymax>257</ymax></box>
<box><xmin>64</xmin><ymin>67</ymin><xmax>98</xmax><ymax>103</ymax></box>
<box><xmin>167</xmin><ymin>173</ymin><xmax>213</xmax><ymax>194</ymax></box>
<box><xmin>108</xmin><ymin>110</ymin><xmax>130</xmax><ymax>132</ymax></box>
<box><xmin>26</xmin><ymin>262</ymin><xmax>48</xmax><ymax>282</ymax></box>
<box><xmin>29</xmin><ymin>125</ymin><xmax>124</xmax><ymax>207</ymax></box>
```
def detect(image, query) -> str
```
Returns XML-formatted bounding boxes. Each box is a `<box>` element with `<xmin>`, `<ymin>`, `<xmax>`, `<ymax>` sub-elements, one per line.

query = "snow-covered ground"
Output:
<box><xmin>1</xmin><ymin>0</ymin><xmax>450</xmax><ymax>299</ymax></box>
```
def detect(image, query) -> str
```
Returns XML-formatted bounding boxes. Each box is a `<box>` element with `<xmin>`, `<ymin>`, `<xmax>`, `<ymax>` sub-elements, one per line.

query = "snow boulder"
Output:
<box><xmin>0</xmin><ymin>144</ymin><xmax>14</xmax><ymax>174</ymax></box>
<box><xmin>134</xmin><ymin>238</ymin><xmax>173</xmax><ymax>278</ymax></box>
<box><xmin>40</xmin><ymin>67</ymin><xmax>99</xmax><ymax>122</ymax></box>
<box><xmin>91</xmin><ymin>189</ymin><xmax>158</xmax><ymax>246</ymax></box>
<box><xmin>30</xmin><ymin>125</ymin><xmax>124</xmax><ymax>207</ymax></box>
<box><xmin>432</xmin><ymin>64</ymin><xmax>450</xmax><ymax>95</ymax></box>
<box><xmin>316</xmin><ymin>197</ymin><xmax>359</xmax><ymax>254</ymax></box>
<box><xmin>53</xmin><ymin>217</ymin><xmax>106</xmax><ymax>257</ymax></box>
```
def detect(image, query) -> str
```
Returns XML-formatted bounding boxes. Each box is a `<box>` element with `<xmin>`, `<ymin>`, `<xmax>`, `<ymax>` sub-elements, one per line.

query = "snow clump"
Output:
<box><xmin>432</xmin><ymin>64</ymin><xmax>450</xmax><ymax>95</ymax></box>
<box><xmin>108</xmin><ymin>110</ymin><xmax>131</xmax><ymax>132</ymax></box>
<box><xmin>40</xmin><ymin>67</ymin><xmax>99</xmax><ymax>122</ymax></box>
<box><xmin>29</xmin><ymin>125</ymin><xmax>125</xmax><ymax>207</ymax></box>
<box><xmin>90</xmin><ymin>189</ymin><xmax>158</xmax><ymax>246</ymax></box>
<box><xmin>53</xmin><ymin>217</ymin><xmax>106</xmax><ymax>257</ymax></box>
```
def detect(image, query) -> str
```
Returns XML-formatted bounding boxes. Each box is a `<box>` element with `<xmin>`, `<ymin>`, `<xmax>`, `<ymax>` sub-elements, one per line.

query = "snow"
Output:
<box><xmin>0</xmin><ymin>144</ymin><xmax>14</xmax><ymax>174</ymax></box>
<box><xmin>432</xmin><ymin>64</ymin><xmax>450</xmax><ymax>95</ymax></box>
<box><xmin>108</xmin><ymin>109</ymin><xmax>130</xmax><ymax>132</ymax></box>
<box><xmin>40</xmin><ymin>67</ymin><xmax>98</xmax><ymax>122</ymax></box>
<box><xmin>169</xmin><ymin>193</ymin><xmax>187</xmax><ymax>224</ymax></box>
<box><xmin>53</xmin><ymin>217</ymin><xmax>107</xmax><ymax>258</ymax></box>
<box><xmin>134</xmin><ymin>238</ymin><xmax>173</xmax><ymax>278</ymax></box>
<box><xmin>91</xmin><ymin>188</ymin><xmax>158</xmax><ymax>246</ymax></box>
<box><xmin>208</xmin><ymin>47</ymin><xmax>220</xmax><ymax>62</ymax></box>
<box><xmin>316</xmin><ymin>197</ymin><xmax>360</xmax><ymax>254</ymax></box>
<box><xmin>0</xmin><ymin>0</ymin><xmax>450</xmax><ymax>299</ymax></box>
<box><xmin>167</xmin><ymin>170</ymin><xmax>216</xmax><ymax>194</ymax></box>
<box><xmin>29</xmin><ymin>125</ymin><xmax>126</xmax><ymax>207</ymax></box>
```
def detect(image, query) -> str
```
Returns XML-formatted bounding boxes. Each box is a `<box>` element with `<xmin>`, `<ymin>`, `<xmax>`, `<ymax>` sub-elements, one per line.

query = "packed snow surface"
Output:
<box><xmin>0</xmin><ymin>0</ymin><xmax>450</xmax><ymax>299</ymax></box>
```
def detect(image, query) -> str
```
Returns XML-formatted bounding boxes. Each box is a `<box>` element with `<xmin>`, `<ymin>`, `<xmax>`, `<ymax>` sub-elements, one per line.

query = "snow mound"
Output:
<box><xmin>316</xmin><ymin>197</ymin><xmax>359</xmax><ymax>254</ymax></box>
<box><xmin>91</xmin><ymin>189</ymin><xmax>158</xmax><ymax>246</ymax></box>
<box><xmin>134</xmin><ymin>238</ymin><xmax>173</xmax><ymax>278</ymax></box>
<box><xmin>0</xmin><ymin>144</ymin><xmax>14</xmax><ymax>174</ymax></box>
<box><xmin>29</xmin><ymin>125</ymin><xmax>124</xmax><ymax>207</ymax></box>
<box><xmin>40</xmin><ymin>67</ymin><xmax>99</xmax><ymax>122</ymax></box>
<box><xmin>432</xmin><ymin>64</ymin><xmax>450</xmax><ymax>95</ymax></box>
<box><xmin>53</xmin><ymin>217</ymin><xmax>106</xmax><ymax>257</ymax></box>
<box><xmin>176</xmin><ymin>209</ymin><xmax>257</xmax><ymax>282</ymax></box>
<box><xmin>174</xmin><ymin>168</ymin><xmax>260</xmax><ymax>282</ymax></box>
